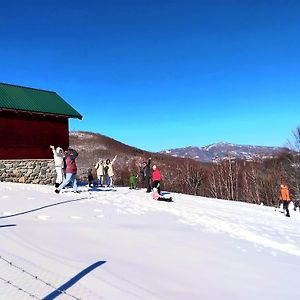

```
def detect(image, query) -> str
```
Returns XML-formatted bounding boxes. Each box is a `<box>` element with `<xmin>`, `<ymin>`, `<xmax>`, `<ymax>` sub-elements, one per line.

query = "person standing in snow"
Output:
<box><xmin>129</xmin><ymin>172</ymin><xmax>138</xmax><ymax>189</ymax></box>
<box><xmin>50</xmin><ymin>145</ymin><xmax>65</xmax><ymax>188</ymax></box>
<box><xmin>95</xmin><ymin>159</ymin><xmax>105</xmax><ymax>187</ymax></box>
<box><xmin>105</xmin><ymin>155</ymin><xmax>117</xmax><ymax>187</ymax></box>
<box><xmin>280</xmin><ymin>183</ymin><xmax>291</xmax><ymax>217</ymax></box>
<box><xmin>87</xmin><ymin>168</ymin><xmax>95</xmax><ymax>188</ymax></box>
<box><xmin>151</xmin><ymin>187</ymin><xmax>173</xmax><ymax>202</ymax></box>
<box><xmin>142</xmin><ymin>158</ymin><xmax>152</xmax><ymax>193</ymax></box>
<box><xmin>152</xmin><ymin>164</ymin><xmax>161</xmax><ymax>195</ymax></box>
<box><xmin>55</xmin><ymin>148</ymin><xmax>79</xmax><ymax>193</ymax></box>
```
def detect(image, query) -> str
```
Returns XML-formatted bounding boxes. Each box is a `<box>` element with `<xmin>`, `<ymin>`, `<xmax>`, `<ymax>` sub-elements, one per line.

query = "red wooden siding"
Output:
<box><xmin>0</xmin><ymin>111</ymin><xmax>69</xmax><ymax>159</ymax></box>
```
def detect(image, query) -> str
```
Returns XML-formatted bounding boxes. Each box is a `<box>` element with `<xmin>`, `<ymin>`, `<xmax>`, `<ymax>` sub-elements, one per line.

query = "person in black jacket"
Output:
<box><xmin>142</xmin><ymin>158</ymin><xmax>152</xmax><ymax>192</ymax></box>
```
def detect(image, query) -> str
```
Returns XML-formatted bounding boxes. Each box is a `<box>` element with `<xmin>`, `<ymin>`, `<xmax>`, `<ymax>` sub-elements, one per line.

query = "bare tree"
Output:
<box><xmin>183</xmin><ymin>161</ymin><xmax>205</xmax><ymax>195</ymax></box>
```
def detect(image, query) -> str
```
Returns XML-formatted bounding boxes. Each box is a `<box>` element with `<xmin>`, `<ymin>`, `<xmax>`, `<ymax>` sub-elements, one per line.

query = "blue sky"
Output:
<box><xmin>1</xmin><ymin>0</ymin><xmax>299</xmax><ymax>151</ymax></box>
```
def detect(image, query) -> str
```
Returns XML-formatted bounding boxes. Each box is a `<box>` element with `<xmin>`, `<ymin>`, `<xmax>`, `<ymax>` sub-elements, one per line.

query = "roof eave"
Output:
<box><xmin>0</xmin><ymin>108</ymin><xmax>83</xmax><ymax>120</ymax></box>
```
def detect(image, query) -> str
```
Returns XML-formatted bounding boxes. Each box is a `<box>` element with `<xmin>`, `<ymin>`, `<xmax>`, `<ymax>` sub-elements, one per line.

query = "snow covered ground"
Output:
<box><xmin>1</xmin><ymin>182</ymin><xmax>300</xmax><ymax>300</ymax></box>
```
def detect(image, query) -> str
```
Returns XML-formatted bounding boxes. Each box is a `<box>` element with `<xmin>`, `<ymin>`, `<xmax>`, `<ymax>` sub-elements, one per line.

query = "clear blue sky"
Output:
<box><xmin>1</xmin><ymin>0</ymin><xmax>299</xmax><ymax>151</ymax></box>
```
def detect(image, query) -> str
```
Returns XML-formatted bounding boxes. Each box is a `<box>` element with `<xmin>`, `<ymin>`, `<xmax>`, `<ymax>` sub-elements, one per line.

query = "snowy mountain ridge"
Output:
<box><xmin>161</xmin><ymin>142</ymin><xmax>287</xmax><ymax>162</ymax></box>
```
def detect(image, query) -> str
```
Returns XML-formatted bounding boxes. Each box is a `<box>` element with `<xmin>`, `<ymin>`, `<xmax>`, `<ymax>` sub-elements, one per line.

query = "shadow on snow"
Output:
<box><xmin>0</xmin><ymin>224</ymin><xmax>17</xmax><ymax>228</ymax></box>
<box><xmin>43</xmin><ymin>261</ymin><xmax>106</xmax><ymax>300</ymax></box>
<box><xmin>0</xmin><ymin>197</ymin><xmax>89</xmax><ymax>219</ymax></box>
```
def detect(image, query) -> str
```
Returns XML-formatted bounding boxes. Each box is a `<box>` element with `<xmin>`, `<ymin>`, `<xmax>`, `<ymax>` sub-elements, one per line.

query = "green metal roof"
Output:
<box><xmin>0</xmin><ymin>82</ymin><xmax>82</xmax><ymax>119</ymax></box>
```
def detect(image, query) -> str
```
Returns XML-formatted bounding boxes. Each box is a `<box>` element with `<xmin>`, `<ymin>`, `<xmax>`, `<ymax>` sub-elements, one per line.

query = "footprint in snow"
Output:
<box><xmin>36</xmin><ymin>215</ymin><xmax>51</xmax><ymax>220</ymax></box>
<box><xmin>95</xmin><ymin>215</ymin><xmax>104</xmax><ymax>218</ymax></box>
<box><xmin>69</xmin><ymin>216</ymin><xmax>81</xmax><ymax>219</ymax></box>
<box><xmin>2</xmin><ymin>195</ymin><xmax>8</xmax><ymax>199</ymax></box>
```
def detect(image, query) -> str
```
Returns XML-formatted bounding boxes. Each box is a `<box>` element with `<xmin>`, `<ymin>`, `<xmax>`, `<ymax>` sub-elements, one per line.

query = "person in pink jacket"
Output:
<box><xmin>151</xmin><ymin>188</ymin><xmax>173</xmax><ymax>202</ymax></box>
<box><xmin>152</xmin><ymin>165</ymin><xmax>161</xmax><ymax>194</ymax></box>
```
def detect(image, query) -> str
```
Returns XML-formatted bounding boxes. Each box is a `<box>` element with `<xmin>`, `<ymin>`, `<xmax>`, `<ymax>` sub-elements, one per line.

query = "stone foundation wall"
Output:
<box><xmin>0</xmin><ymin>160</ymin><xmax>56</xmax><ymax>185</ymax></box>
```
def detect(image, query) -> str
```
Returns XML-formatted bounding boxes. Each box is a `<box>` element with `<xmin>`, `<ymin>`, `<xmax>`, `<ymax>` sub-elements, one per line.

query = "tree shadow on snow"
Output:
<box><xmin>42</xmin><ymin>260</ymin><xmax>106</xmax><ymax>300</ymax></box>
<box><xmin>0</xmin><ymin>197</ymin><xmax>89</xmax><ymax>220</ymax></box>
<box><xmin>87</xmin><ymin>187</ymin><xmax>117</xmax><ymax>192</ymax></box>
<box><xmin>0</xmin><ymin>224</ymin><xmax>17</xmax><ymax>228</ymax></box>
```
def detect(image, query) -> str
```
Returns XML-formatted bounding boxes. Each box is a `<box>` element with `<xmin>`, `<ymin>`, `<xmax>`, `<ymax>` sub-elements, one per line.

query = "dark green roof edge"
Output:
<box><xmin>0</xmin><ymin>82</ymin><xmax>83</xmax><ymax>120</ymax></box>
<box><xmin>0</xmin><ymin>82</ymin><xmax>57</xmax><ymax>94</ymax></box>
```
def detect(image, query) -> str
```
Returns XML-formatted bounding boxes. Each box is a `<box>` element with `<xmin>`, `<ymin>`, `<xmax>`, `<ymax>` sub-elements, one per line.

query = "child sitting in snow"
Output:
<box><xmin>151</xmin><ymin>188</ymin><xmax>173</xmax><ymax>202</ymax></box>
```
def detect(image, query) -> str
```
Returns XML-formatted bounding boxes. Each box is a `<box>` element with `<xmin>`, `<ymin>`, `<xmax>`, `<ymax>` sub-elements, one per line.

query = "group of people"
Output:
<box><xmin>51</xmin><ymin>145</ymin><xmax>119</xmax><ymax>192</ymax></box>
<box><xmin>140</xmin><ymin>158</ymin><xmax>162</xmax><ymax>193</ymax></box>
<box><xmin>51</xmin><ymin>146</ymin><xmax>300</xmax><ymax>207</ymax></box>
<box><xmin>51</xmin><ymin>145</ymin><xmax>300</xmax><ymax>207</ymax></box>
<box><xmin>139</xmin><ymin>158</ymin><xmax>173</xmax><ymax>202</ymax></box>
<box><xmin>50</xmin><ymin>145</ymin><xmax>79</xmax><ymax>194</ymax></box>
<box><xmin>50</xmin><ymin>146</ymin><xmax>172</xmax><ymax>202</ymax></box>
<box><xmin>91</xmin><ymin>155</ymin><xmax>118</xmax><ymax>187</ymax></box>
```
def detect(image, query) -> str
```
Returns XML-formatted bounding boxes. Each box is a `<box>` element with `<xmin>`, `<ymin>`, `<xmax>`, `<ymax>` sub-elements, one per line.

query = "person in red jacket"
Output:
<box><xmin>280</xmin><ymin>183</ymin><xmax>290</xmax><ymax>217</ymax></box>
<box><xmin>152</xmin><ymin>165</ymin><xmax>161</xmax><ymax>195</ymax></box>
<box><xmin>55</xmin><ymin>148</ymin><xmax>79</xmax><ymax>193</ymax></box>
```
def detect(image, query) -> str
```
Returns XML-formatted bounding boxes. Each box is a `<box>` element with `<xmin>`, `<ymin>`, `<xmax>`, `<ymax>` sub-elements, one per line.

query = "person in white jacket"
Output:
<box><xmin>94</xmin><ymin>160</ymin><xmax>105</xmax><ymax>187</ymax></box>
<box><xmin>104</xmin><ymin>155</ymin><xmax>117</xmax><ymax>187</ymax></box>
<box><xmin>50</xmin><ymin>145</ymin><xmax>65</xmax><ymax>188</ymax></box>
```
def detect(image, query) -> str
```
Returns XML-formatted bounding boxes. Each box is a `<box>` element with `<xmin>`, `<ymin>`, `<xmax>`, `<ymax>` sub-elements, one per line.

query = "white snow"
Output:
<box><xmin>1</xmin><ymin>182</ymin><xmax>300</xmax><ymax>300</ymax></box>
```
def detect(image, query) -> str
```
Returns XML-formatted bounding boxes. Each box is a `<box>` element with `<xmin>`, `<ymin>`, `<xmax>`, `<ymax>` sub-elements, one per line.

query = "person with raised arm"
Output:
<box><xmin>105</xmin><ymin>155</ymin><xmax>117</xmax><ymax>187</ymax></box>
<box><xmin>55</xmin><ymin>148</ymin><xmax>79</xmax><ymax>193</ymax></box>
<box><xmin>50</xmin><ymin>145</ymin><xmax>65</xmax><ymax>188</ymax></box>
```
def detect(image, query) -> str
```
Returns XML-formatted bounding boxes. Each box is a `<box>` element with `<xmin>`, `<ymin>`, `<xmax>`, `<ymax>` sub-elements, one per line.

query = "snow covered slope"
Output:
<box><xmin>1</xmin><ymin>182</ymin><xmax>300</xmax><ymax>300</ymax></box>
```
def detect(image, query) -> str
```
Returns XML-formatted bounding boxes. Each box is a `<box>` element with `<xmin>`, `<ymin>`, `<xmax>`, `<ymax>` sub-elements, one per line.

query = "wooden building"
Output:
<box><xmin>0</xmin><ymin>82</ymin><xmax>82</xmax><ymax>159</ymax></box>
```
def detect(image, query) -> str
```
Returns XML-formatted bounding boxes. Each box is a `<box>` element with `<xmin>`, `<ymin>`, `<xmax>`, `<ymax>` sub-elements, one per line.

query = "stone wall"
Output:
<box><xmin>0</xmin><ymin>160</ymin><xmax>56</xmax><ymax>185</ymax></box>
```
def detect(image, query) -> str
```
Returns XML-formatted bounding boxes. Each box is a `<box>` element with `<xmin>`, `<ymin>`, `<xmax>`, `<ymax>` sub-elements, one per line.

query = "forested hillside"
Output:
<box><xmin>69</xmin><ymin>130</ymin><xmax>300</xmax><ymax>207</ymax></box>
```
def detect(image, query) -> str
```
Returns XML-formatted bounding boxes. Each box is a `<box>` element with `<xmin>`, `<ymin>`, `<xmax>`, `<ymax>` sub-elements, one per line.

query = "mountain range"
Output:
<box><xmin>69</xmin><ymin>132</ymin><xmax>289</xmax><ymax>179</ymax></box>
<box><xmin>161</xmin><ymin>142</ymin><xmax>288</xmax><ymax>162</ymax></box>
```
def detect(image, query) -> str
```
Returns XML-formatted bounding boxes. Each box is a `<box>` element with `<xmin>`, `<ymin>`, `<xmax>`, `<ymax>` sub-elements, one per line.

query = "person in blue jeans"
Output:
<box><xmin>55</xmin><ymin>148</ymin><xmax>79</xmax><ymax>193</ymax></box>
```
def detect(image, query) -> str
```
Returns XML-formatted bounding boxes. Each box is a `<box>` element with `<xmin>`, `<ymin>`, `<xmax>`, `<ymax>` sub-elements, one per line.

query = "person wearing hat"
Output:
<box><xmin>152</xmin><ymin>164</ymin><xmax>161</xmax><ymax>195</ymax></box>
<box><xmin>280</xmin><ymin>183</ymin><xmax>291</xmax><ymax>217</ymax></box>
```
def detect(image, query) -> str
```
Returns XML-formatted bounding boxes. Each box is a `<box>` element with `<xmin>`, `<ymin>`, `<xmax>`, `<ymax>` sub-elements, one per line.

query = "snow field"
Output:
<box><xmin>1</xmin><ymin>182</ymin><xmax>300</xmax><ymax>300</ymax></box>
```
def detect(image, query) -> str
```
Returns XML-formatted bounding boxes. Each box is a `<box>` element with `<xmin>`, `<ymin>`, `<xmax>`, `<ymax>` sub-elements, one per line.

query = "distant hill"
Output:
<box><xmin>69</xmin><ymin>131</ymin><xmax>147</xmax><ymax>178</ymax></box>
<box><xmin>69</xmin><ymin>131</ymin><xmax>195</xmax><ymax>183</ymax></box>
<box><xmin>161</xmin><ymin>142</ymin><xmax>289</xmax><ymax>162</ymax></box>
